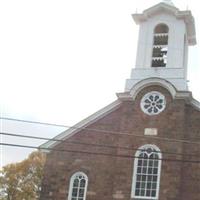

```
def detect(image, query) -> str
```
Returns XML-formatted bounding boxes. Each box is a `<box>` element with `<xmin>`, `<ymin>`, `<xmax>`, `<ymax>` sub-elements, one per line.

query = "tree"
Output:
<box><xmin>0</xmin><ymin>151</ymin><xmax>46</xmax><ymax>200</ymax></box>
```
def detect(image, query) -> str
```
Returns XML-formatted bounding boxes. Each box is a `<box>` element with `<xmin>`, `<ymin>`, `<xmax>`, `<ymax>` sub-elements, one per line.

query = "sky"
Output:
<box><xmin>0</xmin><ymin>0</ymin><xmax>200</xmax><ymax>168</ymax></box>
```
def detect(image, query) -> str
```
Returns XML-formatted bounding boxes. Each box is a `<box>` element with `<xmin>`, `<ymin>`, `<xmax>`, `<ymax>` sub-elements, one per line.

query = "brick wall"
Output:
<box><xmin>40</xmin><ymin>85</ymin><xmax>200</xmax><ymax>200</ymax></box>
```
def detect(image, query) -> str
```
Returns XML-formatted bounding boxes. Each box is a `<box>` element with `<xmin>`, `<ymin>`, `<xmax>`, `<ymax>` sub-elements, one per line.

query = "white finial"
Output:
<box><xmin>162</xmin><ymin>0</ymin><xmax>174</xmax><ymax>6</ymax></box>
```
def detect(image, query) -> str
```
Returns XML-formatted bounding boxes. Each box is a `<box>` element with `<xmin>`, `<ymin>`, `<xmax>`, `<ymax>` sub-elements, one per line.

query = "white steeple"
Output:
<box><xmin>125</xmin><ymin>2</ymin><xmax>196</xmax><ymax>92</ymax></box>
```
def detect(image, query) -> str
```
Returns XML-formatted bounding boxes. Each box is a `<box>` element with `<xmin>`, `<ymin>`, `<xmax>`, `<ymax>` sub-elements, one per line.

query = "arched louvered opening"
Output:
<box><xmin>152</xmin><ymin>24</ymin><xmax>169</xmax><ymax>67</ymax></box>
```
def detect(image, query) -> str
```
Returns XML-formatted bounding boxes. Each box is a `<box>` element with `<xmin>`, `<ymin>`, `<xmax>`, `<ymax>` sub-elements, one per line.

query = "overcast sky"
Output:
<box><xmin>1</xmin><ymin>0</ymin><xmax>200</xmax><ymax>168</ymax></box>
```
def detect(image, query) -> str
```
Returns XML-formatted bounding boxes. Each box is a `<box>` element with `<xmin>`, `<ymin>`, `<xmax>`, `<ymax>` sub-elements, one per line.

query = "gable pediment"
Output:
<box><xmin>144</xmin><ymin>3</ymin><xmax>178</xmax><ymax>18</ymax></box>
<box><xmin>132</xmin><ymin>3</ymin><xmax>178</xmax><ymax>24</ymax></box>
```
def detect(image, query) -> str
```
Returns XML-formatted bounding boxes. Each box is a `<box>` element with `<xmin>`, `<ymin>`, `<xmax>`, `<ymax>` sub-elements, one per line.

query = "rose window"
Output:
<box><xmin>140</xmin><ymin>91</ymin><xmax>166</xmax><ymax>115</ymax></box>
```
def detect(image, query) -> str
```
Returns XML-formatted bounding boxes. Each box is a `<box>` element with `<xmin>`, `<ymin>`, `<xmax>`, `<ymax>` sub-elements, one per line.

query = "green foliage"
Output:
<box><xmin>0</xmin><ymin>151</ymin><xmax>46</xmax><ymax>200</ymax></box>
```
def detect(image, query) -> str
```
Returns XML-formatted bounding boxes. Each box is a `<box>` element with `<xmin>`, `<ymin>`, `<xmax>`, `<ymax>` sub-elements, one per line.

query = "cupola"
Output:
<box><xmin>125</xmin><ymin>1</ymin><xmax>196</xmax><ymax>92</ymax></box>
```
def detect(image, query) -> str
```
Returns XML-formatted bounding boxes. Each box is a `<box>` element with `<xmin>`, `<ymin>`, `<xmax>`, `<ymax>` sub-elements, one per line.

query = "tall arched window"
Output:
<box><xmin>68</xmin><ymin>172</ymin><xmax>88</xmax><ymax>200</ymax></box>
<box><xmin>152</xmin><ymin>24</ymin><xmax>169</xmax><ymax>67</ymax></box>
<box><xmin>131</xmin><ymin>144</ymin><xmax>162</xmax><ymax>199</ymax></box>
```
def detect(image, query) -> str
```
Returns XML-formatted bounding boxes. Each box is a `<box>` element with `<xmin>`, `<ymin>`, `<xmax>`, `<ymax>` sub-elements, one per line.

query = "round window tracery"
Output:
<box><xmin>140</xmin><ymin>91</ymin><xmax>166</xmax><ymax>115</ymax></box>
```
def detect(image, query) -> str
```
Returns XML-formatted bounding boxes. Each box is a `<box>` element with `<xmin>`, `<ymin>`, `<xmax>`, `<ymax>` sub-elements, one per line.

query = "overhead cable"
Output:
<box><xmin>1</xmin><ymin>142</ymin><xmax>200</xmax><ymax>164</ymax></box>
<box><xmin>1</xmin><ymin>132</ymin><xmax>200</xmax><ymax>158</ymax></box>
<box><xmin>1</xmin><ymin>117</ymin><xmax>200</xmax><ymax>145</ymax></box>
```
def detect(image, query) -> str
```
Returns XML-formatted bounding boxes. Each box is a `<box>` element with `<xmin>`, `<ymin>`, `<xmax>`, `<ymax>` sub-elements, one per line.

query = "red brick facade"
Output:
<box><xmin>40</xmin><ymin>85</ymin><xmax>200</xmax><ymax>200</ymax></box>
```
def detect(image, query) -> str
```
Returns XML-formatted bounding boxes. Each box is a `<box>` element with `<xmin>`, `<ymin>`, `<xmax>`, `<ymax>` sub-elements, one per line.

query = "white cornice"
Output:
<box><xmin>116</xmin><ymin>92</ymin><xmax>132</xmax><ymax>101</ymax></box>
<box><xmin>190</xmin><ymin>98</ymin><xmax>200</xmax><ymax>111</ymax></box>
<box><xmin>119</xmin><ymin>77</ymin><xmax>200</xmax><ymax>111</ymax></box>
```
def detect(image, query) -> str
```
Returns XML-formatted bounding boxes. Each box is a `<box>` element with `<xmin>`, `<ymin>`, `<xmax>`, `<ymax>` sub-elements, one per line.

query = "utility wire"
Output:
<box><xmin>1</xmin><ymin>132</ymin><xmax>199</xmax><ymax>158</ymax></box>
<box><xmin>1</xmin><ymin>117</ymin><xmax>200</xmax><ymax>145</ymax></box>
<box><xmin>0</xmin><ymin>117</ymin><xmax>67</xmax><ymax>128</ymax></box>
<box><xmin>1</xmin><ymin>142</ymin><xmax>200</xmax><ymax>164</ymax></box>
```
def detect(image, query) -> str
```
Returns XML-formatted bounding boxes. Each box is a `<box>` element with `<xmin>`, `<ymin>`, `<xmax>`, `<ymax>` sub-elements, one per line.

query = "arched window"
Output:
<box><xmin>131</xmin><ymin>144</ymin><xmax>162</xmax><ymax>199</ymax></box>
<box><xmin>68</xmin><ymin>172</ymin><xmax>88</xmax><ymax>200</ymax></box>
<box><xmin>152</xmin><ymin>24</ymin><xmax>169</xmax><ymax>67</ymax></box>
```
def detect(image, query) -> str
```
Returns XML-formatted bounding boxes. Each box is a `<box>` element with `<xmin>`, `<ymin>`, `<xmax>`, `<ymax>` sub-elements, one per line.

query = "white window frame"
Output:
<box><xmin>68</xmin><ymin>172</ymin><xmax>88</xmax><ymax>200</ymax></box>
<box><xmin>131</xmin><ymin>144</ymin><xmax>162</xmax><ymax>199</ymax></box>
<box><xmin>140</xmin><ymin>91</ymin><xmax>166</xmax><ymax>115</ymax></box>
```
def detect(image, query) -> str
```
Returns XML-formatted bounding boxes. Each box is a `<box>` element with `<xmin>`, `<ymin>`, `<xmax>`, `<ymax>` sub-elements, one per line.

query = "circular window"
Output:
<box><xmin>140</xmin><ymin>91</ymin><xmax>166</xmax><ymax>115</ymax></box>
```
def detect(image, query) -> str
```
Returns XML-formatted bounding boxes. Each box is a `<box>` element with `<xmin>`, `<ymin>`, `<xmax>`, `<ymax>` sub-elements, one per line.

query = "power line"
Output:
<box><xmin>1</xmin><ymin>117</ymin><xmax>200</xmax><ymax>145</ymax></box>
<box><xmin>0</xmin><ymin>117</ymin><xmax>68</xmax><ymax>128</ymax></box>
<box><xmin>1</xmin><ymin>142</ymin><xmax>200</xmax><ymax>164</ymax></box>
<box><xmin>1</xmin><ymin>132</ymin><xmax>199</xmax><ymax>158</ymax></box>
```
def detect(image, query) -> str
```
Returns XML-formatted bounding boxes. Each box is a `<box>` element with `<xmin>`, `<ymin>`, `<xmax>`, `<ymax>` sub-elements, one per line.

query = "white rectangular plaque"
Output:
<box><xmin>144</xmin><ymin>128</ymin><xmax>158</xmax><ymax>136</ymax></box>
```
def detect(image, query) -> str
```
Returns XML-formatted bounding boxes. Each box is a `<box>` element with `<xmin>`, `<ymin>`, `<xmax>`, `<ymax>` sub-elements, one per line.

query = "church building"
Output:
<box><xmin>40</xmin><ymin>1</ymin><xmax>200</xmax><ymax>200</ymax></box>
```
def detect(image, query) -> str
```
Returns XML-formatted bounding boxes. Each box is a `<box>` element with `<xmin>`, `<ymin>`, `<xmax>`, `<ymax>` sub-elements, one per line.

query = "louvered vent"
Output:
<box><xmin>152</xmin><ymin>24</ymin><xmax>169</xmax><ymax>67</ymax></box>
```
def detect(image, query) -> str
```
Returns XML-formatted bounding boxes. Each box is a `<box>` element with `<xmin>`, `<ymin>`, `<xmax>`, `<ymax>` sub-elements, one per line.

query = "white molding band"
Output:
<box><xmin>119</xmin><ymin>78</ymin><xmax>200</xmax><ymax>111</ymax></box>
